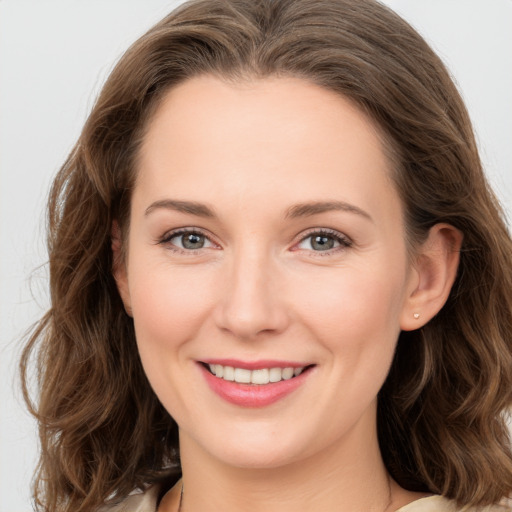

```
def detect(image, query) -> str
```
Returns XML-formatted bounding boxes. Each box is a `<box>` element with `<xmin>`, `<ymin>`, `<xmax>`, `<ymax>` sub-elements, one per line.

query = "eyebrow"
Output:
<box><xmin>285</xmin><ymin>201</ymin><xmax>373</xmax><ymax>222</ymax></box>
<box><xmin>145</xmin><ymin>199</ymin><xmax>216</xmax><ymax>218</ymax></box>
<box><xmin>144</xmin><ymin>198</ymin><xmax>373</xmax><ymax>222</ymax></box>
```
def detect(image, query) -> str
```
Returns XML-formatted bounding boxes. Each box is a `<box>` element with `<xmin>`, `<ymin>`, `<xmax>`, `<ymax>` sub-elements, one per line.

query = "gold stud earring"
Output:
<box><xmin>413</xmin><ymin>313</ymin><xmax>420</xmax><ymax>319</ymax></box>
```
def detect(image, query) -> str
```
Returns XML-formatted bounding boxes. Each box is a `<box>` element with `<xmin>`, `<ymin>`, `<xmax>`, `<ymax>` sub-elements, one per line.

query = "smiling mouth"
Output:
<box><xmin>203</xmin><ymin>363</ymin><xmax>313</xmax><ymax>385</ymax></box>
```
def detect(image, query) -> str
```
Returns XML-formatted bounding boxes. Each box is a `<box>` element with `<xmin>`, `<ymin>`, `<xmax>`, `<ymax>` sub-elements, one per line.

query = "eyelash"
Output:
<box><xmin>158</xmin><ymin>228</ymin><xmax>216</xmax><ymax>255</ymax></box>
<box><xmin>294</xmin><ymin>228</ymin><xmax>353</xmax><ymax>256</ymax></box>
<box><xmin>158</xmin><ymin>227</ymin><xmax>353</xmax><ymax>256</ymax></box>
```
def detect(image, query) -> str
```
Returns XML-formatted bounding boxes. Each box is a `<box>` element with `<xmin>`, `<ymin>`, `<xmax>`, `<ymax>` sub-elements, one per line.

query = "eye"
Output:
<box><xmin>295</xmin><ymin>229</ymin><xmax>352</xmax><ymax>252</ymax></box>
<box><xmin>161</xmin><ymin>229</ymin><xmax>216</xmax><ymax>251</ymax></box>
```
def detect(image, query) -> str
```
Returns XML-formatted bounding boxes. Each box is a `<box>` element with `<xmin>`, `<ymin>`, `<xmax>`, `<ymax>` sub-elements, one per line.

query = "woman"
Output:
<box><xmin>20</xmin><ymin>0</ymin><xmax>512</xmax><ymax>511</ymax></box>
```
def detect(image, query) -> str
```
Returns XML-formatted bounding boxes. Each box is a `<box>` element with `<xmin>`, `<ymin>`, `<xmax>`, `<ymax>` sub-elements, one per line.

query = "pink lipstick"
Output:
<box><xmin>198</xmin><ymin>359</ymin><xmax>314</xmax><ymax>408</ymax></box>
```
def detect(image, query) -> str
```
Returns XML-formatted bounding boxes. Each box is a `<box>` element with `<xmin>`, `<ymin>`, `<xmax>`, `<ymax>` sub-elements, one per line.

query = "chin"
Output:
<box><xmin>195</xmin><ymin>425</ymin><xmax>315</xmax><ymax>470</ymax></box>
<box><xmin>214</xmin><ymin>446</ymin><xmax>301</xmax><ymax>470</ymax></box>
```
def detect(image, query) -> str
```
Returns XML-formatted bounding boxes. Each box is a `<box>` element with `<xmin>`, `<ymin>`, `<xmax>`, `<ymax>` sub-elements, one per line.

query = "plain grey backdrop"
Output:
<box><xmin>1</xmin><ymin>1</ymin><xmax>511</xmax><ymax>510</ymax></box>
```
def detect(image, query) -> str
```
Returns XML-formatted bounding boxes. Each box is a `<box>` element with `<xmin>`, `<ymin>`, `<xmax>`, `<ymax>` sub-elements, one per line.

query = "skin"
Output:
<box><xmin>113</xmin><ymin>75</ymin><xmax>462</xmax><ymax>512</ymax></box>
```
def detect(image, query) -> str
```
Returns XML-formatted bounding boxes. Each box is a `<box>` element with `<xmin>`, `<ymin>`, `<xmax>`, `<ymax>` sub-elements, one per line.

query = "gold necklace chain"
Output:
<box><xmin>177</xmin><ymin>482</ymin><xmax>184</xmax><ymax>511</ymax></box>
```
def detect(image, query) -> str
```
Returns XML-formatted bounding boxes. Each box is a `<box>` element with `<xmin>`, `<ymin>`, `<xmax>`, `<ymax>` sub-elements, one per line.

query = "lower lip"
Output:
<box><xmin>200</xmin><ymin>365</ymin><xmax>312</xmax><ymax>408</ymax></box>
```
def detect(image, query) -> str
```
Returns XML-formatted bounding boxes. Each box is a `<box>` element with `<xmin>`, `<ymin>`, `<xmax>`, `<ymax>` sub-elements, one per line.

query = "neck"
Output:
<box><xmin>176</xmin><ymin>419</ymin><xmax>398</xmax><ymax>512</ymax></box>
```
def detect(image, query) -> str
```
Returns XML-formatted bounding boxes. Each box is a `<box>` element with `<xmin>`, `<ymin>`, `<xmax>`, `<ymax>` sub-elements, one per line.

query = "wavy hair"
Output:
<box><xmin>21</xmin><ymin>0</ymin><xmax>512</xmax><ymax>510</ymax></box>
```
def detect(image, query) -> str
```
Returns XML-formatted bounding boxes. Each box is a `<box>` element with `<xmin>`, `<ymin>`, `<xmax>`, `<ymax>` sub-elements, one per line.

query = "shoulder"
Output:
<box><xmin>96</xmin><ymin>485</ymin><xmax>160</xmax><ymax>512</ymax></box>
<box><xmin>397</xmin><ymin>495</ymin><xmax>512</xmax><ymax>512</ymax></box>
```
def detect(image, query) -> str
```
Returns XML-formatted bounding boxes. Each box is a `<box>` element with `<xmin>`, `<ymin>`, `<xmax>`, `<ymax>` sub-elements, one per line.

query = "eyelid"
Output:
<box><xmin>291</xmin><ymin>228</ymin><xmax>353</xmax><ymax>253</ymax></box>
<box><xmin>156</xmin><ymin>226</ymin><xmax>352</xmax><ymax>255</ymax></box>
<box><xmin>158</xmin><ymin>226</ymin><xmax>220</xmax><ymax>252</ymax></box>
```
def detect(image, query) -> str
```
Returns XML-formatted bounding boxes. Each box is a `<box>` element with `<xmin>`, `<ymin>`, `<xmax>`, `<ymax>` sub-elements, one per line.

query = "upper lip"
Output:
<box><xmin>200</xmin><ymin>358</ymin><xmax>313</xmax><ymax>370</ymax></box>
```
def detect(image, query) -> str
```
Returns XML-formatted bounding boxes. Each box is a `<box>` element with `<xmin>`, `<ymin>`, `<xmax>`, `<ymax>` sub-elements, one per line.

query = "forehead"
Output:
<box><xmin>135</xmin><ymin>75</ymin><xmax>400</xmax><ymax>222</ymax></box>
<box><xmin>140</xmin><ymin>74</ymin><xmax>389</xmax><ymax>162</ymax></box>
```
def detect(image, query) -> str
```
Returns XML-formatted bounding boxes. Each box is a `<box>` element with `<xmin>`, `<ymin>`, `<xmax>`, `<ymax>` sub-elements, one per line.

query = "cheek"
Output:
<box><xmin>303</xmin><ymin>267</ymin><xmax>406</xmax><ymax>321</ymax></box>
<box><xmin>292</xmin><ymin>261</ymin><xmax>407</xmax><ymax>358</ymax></box>
<box><xmin>127</xmin><ymin>261</ymin><xmax>219</xmax><ymax>413</ymax></box>
<box><xmin>128</xmin><ymin>261</ymin><xmax>216</xmax><ymax>353</ymax></box>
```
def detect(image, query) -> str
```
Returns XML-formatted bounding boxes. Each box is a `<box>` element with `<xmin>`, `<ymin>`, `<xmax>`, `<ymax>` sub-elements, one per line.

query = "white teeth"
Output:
<box><xmin>269</xmin><ymin>367</ymin><xmax>282</xmax><ymax>382</ymax></box>
<box><xmin>223</xmin><ymin>366</ymin><xmax>235</xmax><ymax>381</ymax></box>
<box><xmin>251</xmin><ymin>368</ymin><xmax>269</xmax><ymax>385</ymax></box>
<box><xmin>214</xmin><ymin>364</ymin><xmax>224</xmax><ymax>378</ymax></box>
<box><xmin>208</xmin><ymin>364</ymin><xmax>306</xmax><ymax>384</ymax></box>
<box><xmin>234</xmin><ymin>368</ymin><xmax>252</xmax><ymax>383</ymax></box>
<box><xmin>282</xmin><ymin>367</ymin><xmax>294</xmax><ymax>380</ymax></box>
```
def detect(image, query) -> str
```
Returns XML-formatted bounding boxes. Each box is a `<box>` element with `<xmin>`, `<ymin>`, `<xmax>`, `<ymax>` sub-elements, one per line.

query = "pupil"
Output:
<box><xmin>183</xmin><ymin>233</ymin><xmax>204</xmax><ymax>249</ymax></box>
<box><xmin>312</xmin><ymin>235</ymin><xmax>334</xmax><ymax>251</ymax></box>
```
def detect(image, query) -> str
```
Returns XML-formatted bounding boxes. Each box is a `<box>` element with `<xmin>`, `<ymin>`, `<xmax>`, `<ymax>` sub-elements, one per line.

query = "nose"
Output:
<box><xmin>213</xmin><ymin>247</ymin><xmax>290</xmax><ymax>340</ymax></box>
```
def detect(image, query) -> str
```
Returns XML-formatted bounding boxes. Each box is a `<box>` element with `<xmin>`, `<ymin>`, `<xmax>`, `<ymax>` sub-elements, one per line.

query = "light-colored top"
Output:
<box><xmin>98</xmin><ymin>485</ymin><xmax>512</xmax><ymax>512</ymax></box>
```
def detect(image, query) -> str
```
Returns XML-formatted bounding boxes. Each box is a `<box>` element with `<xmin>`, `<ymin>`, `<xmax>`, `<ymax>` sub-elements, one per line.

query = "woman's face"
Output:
<box><xmin>116</xmin><ymin>75</ymin><xmax>418</xmax><ymax>469</ymax></box>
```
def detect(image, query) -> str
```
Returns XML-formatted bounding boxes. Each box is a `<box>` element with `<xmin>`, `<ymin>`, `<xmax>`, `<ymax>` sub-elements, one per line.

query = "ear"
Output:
<box><xmin>111</xmin><ymin>221</ymin><xmax>132</xmax><ymax>317</ymax></box>
<box><xmin>400</xmin><ymin>223</ymin><xmax>463</xmax><ymax>331</ymax></box>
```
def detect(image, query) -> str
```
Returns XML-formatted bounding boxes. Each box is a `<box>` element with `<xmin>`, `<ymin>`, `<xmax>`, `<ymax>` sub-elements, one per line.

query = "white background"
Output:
<box><xmin>1</xmin><ymin>1</ymin><xmax>511</xmax><ymax>510</ymax></box>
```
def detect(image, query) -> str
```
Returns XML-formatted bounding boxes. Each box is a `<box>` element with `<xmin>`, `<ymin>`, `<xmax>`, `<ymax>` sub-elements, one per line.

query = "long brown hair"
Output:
<box><xmin>21</xmin><ymin>1</ymin><xmax>512</xmax><ymax>510</ymax></box>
